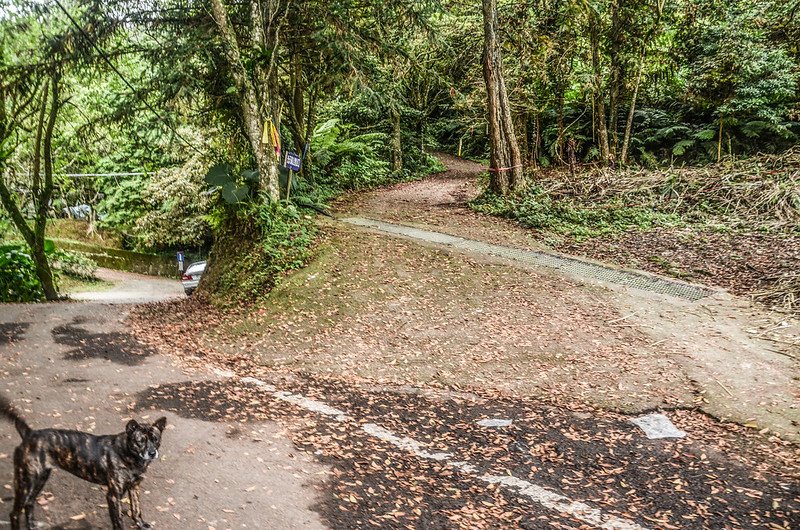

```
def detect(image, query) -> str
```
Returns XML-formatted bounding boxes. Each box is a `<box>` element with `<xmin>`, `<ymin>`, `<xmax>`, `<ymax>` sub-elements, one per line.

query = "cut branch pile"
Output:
<box><xmin>753</xmin><ymin>269</ymin><xmax>799</xmax><ymax>312</ymax></box>
<box><xmin>541</xmin><ymin>147</ymin><xmax>800</xmax><ymax>231</ymax></box>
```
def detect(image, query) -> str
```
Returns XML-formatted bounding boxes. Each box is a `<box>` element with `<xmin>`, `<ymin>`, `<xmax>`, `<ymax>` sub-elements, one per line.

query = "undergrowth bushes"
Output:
<box><xmin>472</xmin><ymin>146</ymin><xmax>800</xmax><ymax>239</ymax></box>
<box><xmin>312</xmin><ymin>119</ymin><xmax>391</xmax><ymax>191</ymax></box>
<box><xmin>0</xmin><ymin>244</ymin><xmax>97</xmax><ymax>302</ymax></box>
<box><xmin>310</xmin><ymin>118</ymin><xmax>443</xmax><ymax>196</ymax></box>
<box><xmin>0</xmin><ymin>247</ymin><xmax>44</xmax><ymax>302</ymax></box>
<box><xmin>51</xmin><ymin>249</ymin><xmax>98</xmax><ymax>280</ymax></box>
<box><xmin>472</xmin><ymin>193</ymin><xmax>682</xmax><ymax>240</ymax></box>
<box><xmin>199</xmin><ymin>202</ymin><xmax>315</xmax><ymax>305</ymax></box>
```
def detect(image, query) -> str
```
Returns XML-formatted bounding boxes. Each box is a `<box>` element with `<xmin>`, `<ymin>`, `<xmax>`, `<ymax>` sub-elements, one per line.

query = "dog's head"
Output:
<box><xmin>125</xmin><ymin>417</ymin><xmax>167</xmax><ymax>463</ymax></box>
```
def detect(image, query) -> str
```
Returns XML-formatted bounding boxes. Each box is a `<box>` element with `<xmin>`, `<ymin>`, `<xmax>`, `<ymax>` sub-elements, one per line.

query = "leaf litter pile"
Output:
<box><xmin>130</xmin><ymin>302</ymin><xmax>799</xmax><ymax>528</ymax></box>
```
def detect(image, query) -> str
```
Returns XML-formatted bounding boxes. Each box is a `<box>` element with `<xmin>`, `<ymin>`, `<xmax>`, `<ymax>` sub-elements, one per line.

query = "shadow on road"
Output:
<box><xmin>52</xmin><ymin>317</ymin><xmax>153</xmax><ymax>365</ymax></box>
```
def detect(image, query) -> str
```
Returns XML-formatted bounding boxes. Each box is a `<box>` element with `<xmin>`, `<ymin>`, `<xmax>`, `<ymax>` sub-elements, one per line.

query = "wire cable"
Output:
<box><xmin>52</xmin><ymin>0</ymin><xmax>205</xmax><ymax>156</ymax></box>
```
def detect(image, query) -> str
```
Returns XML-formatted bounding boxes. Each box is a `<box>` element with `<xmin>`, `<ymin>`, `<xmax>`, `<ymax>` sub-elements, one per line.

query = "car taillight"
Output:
<box><xmin>181</xmin><ymin>273</ymin><xmax>192</xmax><ymax>281</ymax></box>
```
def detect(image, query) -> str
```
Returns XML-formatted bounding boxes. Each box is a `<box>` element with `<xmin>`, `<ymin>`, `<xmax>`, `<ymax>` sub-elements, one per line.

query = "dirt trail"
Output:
<box><xmin>335</xmin><ymin>153</ymin><xmax>547</xmax><ymax>251</ymax></box>
<box><xmin>336</xmin><ymin>154</ymin><xmax>799</xmax><ymax>441</ymax></box>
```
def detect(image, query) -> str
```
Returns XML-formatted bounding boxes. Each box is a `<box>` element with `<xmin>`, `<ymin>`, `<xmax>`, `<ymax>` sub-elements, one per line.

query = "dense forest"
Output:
<box><xmin>1</xmin><ymin>0</ymin><xmax>798</xmax><ymax>303</ymax></box>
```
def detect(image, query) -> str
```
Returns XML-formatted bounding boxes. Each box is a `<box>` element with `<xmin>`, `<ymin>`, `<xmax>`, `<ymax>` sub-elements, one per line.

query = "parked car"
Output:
<box><xmin>181</xmin><ymin>260</ymin><xmax>206</xmax><ymax>295</ymax></box>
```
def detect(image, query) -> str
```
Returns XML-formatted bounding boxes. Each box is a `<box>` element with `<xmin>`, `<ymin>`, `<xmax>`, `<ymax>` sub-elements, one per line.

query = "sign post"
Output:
<box><xmin>177</xmin><ymin>251</ymin><xmax>185</xmax><ymax>272</ymax></box>
<box><xmin>284</xmin><ymin>152</ymin><xmax>302</xmax><ymax>200</ymax></box>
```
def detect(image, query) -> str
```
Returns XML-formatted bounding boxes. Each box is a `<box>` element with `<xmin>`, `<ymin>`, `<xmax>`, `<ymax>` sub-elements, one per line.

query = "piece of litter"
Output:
<box><xmin>477</xmin><ymin>418</ymin><xmax>513</xmax><ymax>428</ymax></box>
<box><xmin>631</xmin><ymin>413</ymin><xmax>686</xmax><ymax>439</ymax></box>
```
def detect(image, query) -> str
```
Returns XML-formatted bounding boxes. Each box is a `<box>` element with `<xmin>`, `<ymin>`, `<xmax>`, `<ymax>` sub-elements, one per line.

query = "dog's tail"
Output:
<box><xmin>0</xmin><ymin>396</ymin><xmax>31</xmax><ymax>439</ymax></box>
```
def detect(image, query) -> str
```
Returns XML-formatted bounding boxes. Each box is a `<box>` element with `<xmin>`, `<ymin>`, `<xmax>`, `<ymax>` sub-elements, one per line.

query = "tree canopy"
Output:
<box><xmin>0</xmin><ymin>0</ymin><xmax>798</xmax><ymax>299</ymax></box>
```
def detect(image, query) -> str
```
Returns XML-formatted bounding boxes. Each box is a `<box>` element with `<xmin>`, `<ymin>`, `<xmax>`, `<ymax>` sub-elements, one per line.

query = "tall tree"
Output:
<box><xmin>482</xmin><ymin>0</ymin><xmax>525</xmax><ymax>194</ymax></box>
<box><xmin>0</xmin><ymin>77</ymin><xmax>60</xmax><ymax>300</ymax></box>
<box><xmin>1</xmin><ymin>0</ymin><xmax>115</xmax><ymax>300</ymax></box>
<box><xmin>208</xmin><ymin>0</ymin><xmax>284</xmax><ymax>201</ymax></box>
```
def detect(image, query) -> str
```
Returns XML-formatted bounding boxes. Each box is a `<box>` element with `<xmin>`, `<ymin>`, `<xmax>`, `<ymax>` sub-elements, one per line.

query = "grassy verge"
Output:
<box><xmin>45</xmin><ymin>219</ymin><xmax>123</xmax><ymax>248</ymax></box>
<box><xmin>59</xmin><ymin>275</ymin><xmax>115</xmax><ymax>294</ymax></box>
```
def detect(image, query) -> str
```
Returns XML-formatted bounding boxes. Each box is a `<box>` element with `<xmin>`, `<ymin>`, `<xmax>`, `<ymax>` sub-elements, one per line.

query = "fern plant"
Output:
<box><xmin>311</xmin><ymin>118</ymin><xmax>390</xmax><ymax>190</ymax></box>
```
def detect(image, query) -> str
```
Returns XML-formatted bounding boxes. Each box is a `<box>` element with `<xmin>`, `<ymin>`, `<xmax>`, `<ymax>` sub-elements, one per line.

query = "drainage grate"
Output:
<box><xmin>341</xmin><ymin>217</ymin><xmax>713</xmax><ymax>301</ymax></box>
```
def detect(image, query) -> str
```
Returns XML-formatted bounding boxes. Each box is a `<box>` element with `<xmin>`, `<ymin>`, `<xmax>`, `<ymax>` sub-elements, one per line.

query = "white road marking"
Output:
<box><xmin>476</xmin><ymin>418</ymin><xmax>513</xmax><ymax>427</ymax></box>
<box><xmin>631</xmin><ymin>413</ymin><xmax>686</xmax><ymax>439</ymax></box>
<box><xmin>212</xmin><ymin>370</ymin><xmax>648</xmax><ymax>529</ymax></box>
<box><xmin>362</xmin><ymin>423</ymin><xmax>451</xmax><ymax>461</ymax></box>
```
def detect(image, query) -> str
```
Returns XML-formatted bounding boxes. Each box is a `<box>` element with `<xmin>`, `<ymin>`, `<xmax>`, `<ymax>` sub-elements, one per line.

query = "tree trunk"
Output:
<box><xmin>621</xmin><ymin>51</ymin><xmax>645</xmax><ymax>164</ymax></box>
<box><xmin>482</xmin><ymin>0</ymin><xmax>525</xmax><ymax>195</ymax></box>
<box><xmin>391</xmin><ymin>106</ymin><xmax>403</xmax><ymax>172</ymax></box>
<box><xmin>533</xmin><ymin>111</ymin><xmax>541</xmax><ymax>168</ymax></box>
<box><xmin>589</xmin><ymin>7</ymin><xmax>611</xmax><ymax>166</ymax></box>
<box><xmin>0</xmin><ymin>78</ymin><xmax>58</xmax><ymax>300</ymax></box>
<box><xmin>607</xmin><ymin>0</ymin><xmax>624</xmax><ymax>161</ymax></box>
<box><xmin>35</xmin><ymin>74</ymin><xmax>59</xmax><ymax>301</ymax></box>
<box><xmin>556</xmin><ymin>82</ymin><xmax>566</xmax><ymax>164</ymax></box>
<box><xmin>608</xmin><ymin>64</ymin><xmax>621</xmax><ymax>160</ymax></box>
<box><xmin>209</xmin><ymin>0</ymin><xmax>279</xmax><ymax>201</ymax></box>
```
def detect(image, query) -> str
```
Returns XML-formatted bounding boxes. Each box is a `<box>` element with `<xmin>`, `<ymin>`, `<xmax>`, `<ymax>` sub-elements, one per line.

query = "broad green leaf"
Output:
<box><xmin>222</xmin><ymin>182</ymin><xmax>250</xmax><ymax>204</ymax></box>
<box><xmin>240</xmin><ymin>169</ymin><xmax>260</xmax><ymax>182</ymax></box>
<box><xmin>672</xmin><ymin>139</ymin><xmax>695</xmax><ymax>156</ymax></box>
<box><xmin>693</xmin><ymin>129</ymin><xmax>716</xmax><ymax>141</ymax></box>
<box><xmin>205</xmin><ymin>163</ymin><xmax>232</xmax><ymax>186</ymax></box>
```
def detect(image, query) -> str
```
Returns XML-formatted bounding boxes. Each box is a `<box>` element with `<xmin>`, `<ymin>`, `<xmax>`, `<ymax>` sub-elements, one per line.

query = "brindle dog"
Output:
<box><xmin>1</xmin><ymin>396</ymin><xmax>166</xmax><ymax>530</ymax></box>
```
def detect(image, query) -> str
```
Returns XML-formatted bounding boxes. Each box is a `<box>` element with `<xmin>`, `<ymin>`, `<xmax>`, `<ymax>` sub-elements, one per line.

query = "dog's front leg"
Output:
<box><xmin>106</xmin><ymin>487</ymin><xmax>125</xmax><ymax>530</ymax></box>
<box><xmin>129</xmin><ymin>485</ymin><xmax>152</xmax><ymax>529</ymax></box>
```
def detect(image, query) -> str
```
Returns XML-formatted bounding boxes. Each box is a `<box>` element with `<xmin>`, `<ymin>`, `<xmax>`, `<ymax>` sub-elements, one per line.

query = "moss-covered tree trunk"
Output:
<box><xmin>589</xmin><ymin>6</ymin><xmax>612</xmax><ymax>166</ymax></box>
<box><xmin>209</xmin><ymin>0</ymin><xmax>281</xmax><ymax>201</ymax></box>
<box><xmin>0</xmin><ymin>76</ymin><xmax>59</xmax><ymax>301</ymax></box>
<box><xmin>391</xmin><ymin>105</ymin><xmax>403</xmax><ymax>172</ymax></box>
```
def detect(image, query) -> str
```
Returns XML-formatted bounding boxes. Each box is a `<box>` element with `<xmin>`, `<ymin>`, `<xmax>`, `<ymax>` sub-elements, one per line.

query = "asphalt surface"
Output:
<box><xmin>0</xmin><ymin>277</ymin><xmax>326</xmax><ymax>529</ymax></box>
<box><xmin>1</xmin><ymin>272</ymin><xmax>798</xmax><ymax>529</ymax></box>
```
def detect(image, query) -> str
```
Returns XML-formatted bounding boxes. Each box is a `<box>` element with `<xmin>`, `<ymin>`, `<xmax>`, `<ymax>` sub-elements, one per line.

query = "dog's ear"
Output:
<box><xmin>153</xmin><ymin>417</ymin><xmax>167</xmax><ymax>433</ymax></box>
<box><xmin>126</xmin><ymin>419</ymin><xmax>140</xmax><ymax>435</ymax></box>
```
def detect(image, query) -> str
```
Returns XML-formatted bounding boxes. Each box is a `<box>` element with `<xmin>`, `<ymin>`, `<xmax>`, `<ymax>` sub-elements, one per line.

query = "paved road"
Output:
<box><xmin>70</xmin><ymin>268</ymin><xmax>186</xmax><ymax>304</ymax></box>
<box><xmin>1</xmin><ymin>273</ymin><xmax>798</xmax><ymax>529</ymax></box>
<box><xmin>0</xmin><ymin>275</ymin><xmax>326</xmax><ymax>529</ymax></box>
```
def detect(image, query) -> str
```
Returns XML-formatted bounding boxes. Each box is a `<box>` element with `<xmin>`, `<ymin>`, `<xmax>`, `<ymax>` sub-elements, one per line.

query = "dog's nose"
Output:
<box><xmin>148</xmin><ymin>450</ymin><xmax>158</xmax><ymax>458</ymax></box>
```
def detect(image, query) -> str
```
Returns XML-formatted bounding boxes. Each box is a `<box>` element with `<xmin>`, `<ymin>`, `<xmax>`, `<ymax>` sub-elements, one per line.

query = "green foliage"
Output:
<box><xmin>254</xmin><ymin>202</ymin><xmax>315</xmax><ymax>276</ymax></box>
<box><xmin>472</xmin><ymin>146</ymin><xmax>800</xmax><ymax>239</ymax></box>
<box><xmin>470</xmin><ymin>191</ymin><xmax>681</xmax><ymax>241</ymax></box>
<box><xmin>0</xmin><ymin>212</ymin><xmax>11</xmax><ymax>240</ymax></box>
<box><xmin>0</xmin><ymin>245</ymin><xmax>44</xmax><ymax>302</ymax></box>
<box><xmin>51</xmin><ymin>249</ymin><xmax>97</xmax><ymax>280</ymax></box>
<box><xmin>311</xmin><ymin>118</ymin><xmax>391</xmax><ymax>190</ymax></box>
<box><xmin>204</xmin><ymin>163</ymin><xmax>257</xmax><ymax>204</ymax></box>
<box><xmin>200</xmin><ymin>202</ymin><xmax>316</xmax><ymax>304</ymax></box>
<box><xmin>136</xmin><ymin>156</ymin><xmax>214</xmax><ymax>250</ymax></box>
<box><xmin>97</xmin><ymin>176</ymin><xmax>147</xmax><ymax>236</ymax></box>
